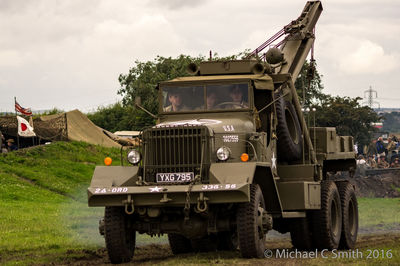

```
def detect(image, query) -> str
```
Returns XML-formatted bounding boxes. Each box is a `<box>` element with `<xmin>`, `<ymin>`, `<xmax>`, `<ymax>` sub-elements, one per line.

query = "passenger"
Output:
<box><xmin>164</xmin><ymin>90</ymin><xmax>190</xmax><ymax>112</ymax></box>
<box><xmin>6</xmin><ymin>139</ymin><xmax>18</xmax><ymax>151</ymax></box>
<box><xmin>206</xmin><ymin>91</ymin><xmax>218</xmax><ymax>110</ymax></box>
<box><xmin>377</xmin><ymin>155</ymin><xmax>389</xmax><ymax>169</ymax></box>
<box><xmin>226</xmin><ymin>85</ymin><xmax>248</xmax><ymax>109</ymax></box>
<box><xmin>366</xmin><ymin>155</ymin><xmax>377</xmax><ymax>169</ymax></box>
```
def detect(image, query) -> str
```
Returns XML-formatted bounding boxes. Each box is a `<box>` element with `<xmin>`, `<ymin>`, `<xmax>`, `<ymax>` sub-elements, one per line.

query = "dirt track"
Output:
<box><xmin>60</xmin><ymin>232</ymin><xmax>400</xmax><ymax>265</ymax></box>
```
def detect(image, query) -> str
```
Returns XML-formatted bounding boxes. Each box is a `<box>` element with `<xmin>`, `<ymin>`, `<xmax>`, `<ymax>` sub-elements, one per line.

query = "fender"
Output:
<box><xmin>90</xmin><ymin>166</ymin><xmax>139</xmax><ymax>187</ymax></box>
<box><xmin>209</xmin><ymin>162</ymin><xmax>282</xmax><ymax>214</ymax></box>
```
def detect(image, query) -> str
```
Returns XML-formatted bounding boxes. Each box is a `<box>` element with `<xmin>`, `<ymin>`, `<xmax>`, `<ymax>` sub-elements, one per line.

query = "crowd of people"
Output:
<box><xmin>357</xmin><ymin>136</ymin><xmax>400</xmax><ymax>169</ymax></box>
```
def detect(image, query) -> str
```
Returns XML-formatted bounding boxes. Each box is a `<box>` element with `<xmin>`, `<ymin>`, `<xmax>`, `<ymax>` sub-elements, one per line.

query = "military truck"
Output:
<box><xmin>88</xmin><ymin>1</ymin><xmax>358</xmax><ymax>263</ymax></box>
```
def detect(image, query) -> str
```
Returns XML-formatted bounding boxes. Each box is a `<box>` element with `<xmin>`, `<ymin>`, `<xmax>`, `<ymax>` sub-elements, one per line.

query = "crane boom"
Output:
<box><xmin>279</xmin><ymin>1</ymin><xmax>323</xmax><ymax>83</ymax></box>
<box><xmin>248</xmin><ymin>1</ymin><xmax>322</xmax><ymax>84</ymax></box>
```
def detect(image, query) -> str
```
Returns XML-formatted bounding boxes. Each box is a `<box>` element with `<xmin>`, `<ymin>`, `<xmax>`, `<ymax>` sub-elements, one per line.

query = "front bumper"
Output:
<box><xmin>88</xmin><ymin>183</ymin><xmax>250</xmax><ymax>207</ymax></box>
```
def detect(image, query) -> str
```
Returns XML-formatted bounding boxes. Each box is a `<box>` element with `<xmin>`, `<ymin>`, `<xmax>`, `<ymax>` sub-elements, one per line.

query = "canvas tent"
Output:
<box><xmin>0</xmin><ymin>110</ymin><xmax>120</xmax><ymax>148</ymax></box>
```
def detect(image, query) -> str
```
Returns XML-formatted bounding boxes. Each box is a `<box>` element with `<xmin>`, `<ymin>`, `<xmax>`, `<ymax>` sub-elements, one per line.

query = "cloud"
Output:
<box><xmin>150</xmin><ymin>0</ymin><xmax>209</xmax><ymax>10</ymax></box>
<box><xmin>0</xmin><ymin>50</ymin><xmax>23</xmax><ymax>67</ymax></box>
<box><xmin>340</xmin><ymin>40</ymin><xmax>399</xmax><ymax>74</ymax></box>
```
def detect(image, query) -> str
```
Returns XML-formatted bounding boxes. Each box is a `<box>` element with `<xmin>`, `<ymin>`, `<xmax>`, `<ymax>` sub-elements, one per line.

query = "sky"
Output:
<box><xmin>0</xmin><ymin>0</ymin><xmax>399</xmax><ymax>113</ymax></box>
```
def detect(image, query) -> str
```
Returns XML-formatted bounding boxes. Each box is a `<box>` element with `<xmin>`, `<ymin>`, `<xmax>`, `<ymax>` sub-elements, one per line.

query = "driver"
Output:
<box><xmin>164</xmin><ymin>90</ymin><xmax>190</xmax><ymax>112</ymax></box>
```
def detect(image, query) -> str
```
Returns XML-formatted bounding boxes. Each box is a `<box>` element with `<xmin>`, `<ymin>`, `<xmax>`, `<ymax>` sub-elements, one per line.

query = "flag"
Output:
<box><xmin>17</xmin><ymin>116</ymin><xmax>36</xmax><ymax>137</ymax></box>
<box><xmin>15</xmin><ymin>100</ymin><xmax>32</xmax><ymax>116</ymax></box>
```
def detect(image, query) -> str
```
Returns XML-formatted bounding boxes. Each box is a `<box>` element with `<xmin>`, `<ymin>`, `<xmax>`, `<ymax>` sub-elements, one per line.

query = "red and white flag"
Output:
<box><xmin>15</xmin><ymin>100</ymin><xmax>32</xmax><ymax>116</ymax></box>
<box><xmin>17</xmin><ymin>116</ymin><xmax>36</xmax><ymax>137</ymax></box>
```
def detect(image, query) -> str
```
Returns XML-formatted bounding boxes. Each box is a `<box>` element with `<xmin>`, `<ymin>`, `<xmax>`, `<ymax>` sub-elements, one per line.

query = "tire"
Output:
<box><xmin>237</xmin><ymin>184</ymin><xmax>267</xmax><ymax>258</ymax></box>
<box><xmin>168</xmin><ymin>233</ymin><xmax>193</xmax><ymax>254</ymax></box>
<box><xmin>336</xmin><ymin>182</ymin><xmax>358</xmax><ymax>249</ymax></box>
<box><xmin>275</xmin><ymin>93</ymin><xmax>303</xmax><ymax>162</ymax></box>
<box><xmin>104</xmin><ymin>207</ymin><xmax>136</xmax><ymax>264</ymax></box>
<box><xmin>290</xmin><ymin>216</ymin><xmax>313</xmax><ymax>250</ymax></box>
<box><xmin>312</xmin><ymin>181</ymin><xmax>342</xmax><ymax>250</ymax></box>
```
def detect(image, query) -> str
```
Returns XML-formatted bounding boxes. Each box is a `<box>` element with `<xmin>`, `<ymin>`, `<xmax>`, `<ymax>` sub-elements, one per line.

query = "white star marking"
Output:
<box><xmin>271</xmin><ymin>153</ymin><xmax>277</xmax><ymax>169</ymax></box>
<box><xmin>149</xmin><ymin>186</ymin><xmax>162</xmax><ymax>192</ymax></box>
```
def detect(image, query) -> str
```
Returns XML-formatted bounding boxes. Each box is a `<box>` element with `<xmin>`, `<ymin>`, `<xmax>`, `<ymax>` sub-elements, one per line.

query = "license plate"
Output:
<box><xmin>156</xmin><ymin>172</ymin><xmax>194</xmax><ymax>183</ymax></box>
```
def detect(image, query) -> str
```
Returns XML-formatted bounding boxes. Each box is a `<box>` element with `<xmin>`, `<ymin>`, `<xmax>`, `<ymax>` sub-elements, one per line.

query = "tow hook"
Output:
<box><xmin>123</xmin><ymin>194</ymin><xmax>135</xmax><ymax>215</ymax></box>
<box><xmin>195</xmin><ymin>192</ymin><xmax>209</xmax><ymax>213</ymax></box>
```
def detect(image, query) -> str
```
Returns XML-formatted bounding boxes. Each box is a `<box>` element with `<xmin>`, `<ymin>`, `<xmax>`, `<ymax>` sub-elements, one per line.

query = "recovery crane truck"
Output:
<box><xmin>88</xmin><ymin>1</ymin><xmax>358</xmax><ymax>263</ymax></box>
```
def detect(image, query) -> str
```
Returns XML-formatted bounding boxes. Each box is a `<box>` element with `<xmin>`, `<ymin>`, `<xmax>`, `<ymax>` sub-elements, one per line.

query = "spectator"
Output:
<box><xmin>377</xmin><ymin>155</ymin><xmax>389</xmax><ymax>169</ymax></box>
<box><xmin>0</xmin><ymin>130</ymin><xmax>3</xmax><ymax>153</ymax></box>
<box><xmin>367</xmin><ymin>139</ymin><xmax>378</xmax><ymax>157</ymax></box>
<box><xmin>356</xmin><ymin>155</ymin><xmax>366</xmax><ymax>165</ymax></box>
<box><xmin>6</xmin><ymin>139</ymin><xmax>18</xmax><ymax>151</ymax></box>
<box><xmin>376</xmin><ymin>137</ymin><xmax>386</xmax><ymax>157</ymax></box>
<box><xmin>386</xmin><ymin>137</ymin><xmax>397</xmax><ymax>161</ymax></box>
<box><xmin>366</xmin><ymin>155</ymin><xmax>377</xmax><ymax>168</ymax></box>
<box><xmin>391</xmin><ymin>158</ymin><xmax>400</xmax><ymax>168</ymax></box>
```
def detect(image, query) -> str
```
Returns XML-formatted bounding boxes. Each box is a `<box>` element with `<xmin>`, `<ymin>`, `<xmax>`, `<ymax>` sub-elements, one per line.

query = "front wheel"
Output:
<box><xmin>236</xmin><ymin>184</ymin><xmax>267</xmax><ymax>258</ymax></box>
<box><xmin>104</xmin><ymin>207</ymin><xmax>136</xmax><ymax>264</ymax></box>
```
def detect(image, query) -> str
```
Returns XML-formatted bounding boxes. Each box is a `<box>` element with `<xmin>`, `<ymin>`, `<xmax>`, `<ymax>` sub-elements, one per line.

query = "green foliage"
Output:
<box><xmin>87</xmin><ymin>102</ymin><xmax>151</xmax><ymax>132</ymax></box>
<box><xmin>312</xmin><ymin>96</ymin><xmax>379</xmax><ymax>146</ymax></box>
<box><xmin>382</xmin><ymin>112</ymin><xmax>400</xmax><ymax>133</ymax></box>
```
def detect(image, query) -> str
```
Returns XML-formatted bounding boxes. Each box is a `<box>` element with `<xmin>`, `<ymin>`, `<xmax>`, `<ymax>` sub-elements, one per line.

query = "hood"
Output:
<box><xmin>156</xmin><ymin>118</ymin><xmax>254</xmax><ymax>135</ymax></box>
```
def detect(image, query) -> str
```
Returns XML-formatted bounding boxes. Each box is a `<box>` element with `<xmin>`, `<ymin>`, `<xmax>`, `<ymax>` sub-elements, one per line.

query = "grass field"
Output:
<box><xmin>0</xmin><ymin>141</ymin><xmax>399</xmax><ymax>265</ymax></box>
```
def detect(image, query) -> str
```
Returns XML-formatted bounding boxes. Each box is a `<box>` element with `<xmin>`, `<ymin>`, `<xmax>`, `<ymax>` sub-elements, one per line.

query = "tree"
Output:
<box><xmin>87</xmin><ymin>102</ymin><xmax>154</xmax><ymax>132</ymax></box>
<box><xmin>382</xmin><ymin>112</ymin><xmax>400</xmax><ymax>133</ymax></box>
<box><xmin>312</xmin><ymin>96</ymin><xmax>379</xmax><ymax>146</ymax></box>
<box><xmin>294</xmin><ymin>60</ymin><xmax>325</xmax><ymax>106</ymax></box>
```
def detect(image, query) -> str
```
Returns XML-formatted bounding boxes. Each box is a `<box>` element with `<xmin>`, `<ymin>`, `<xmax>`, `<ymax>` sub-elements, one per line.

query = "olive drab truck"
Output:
<box><xmin>88</xmin><ymin>1</ymin><xmax>358</xmax><ymax>263</ymax></box>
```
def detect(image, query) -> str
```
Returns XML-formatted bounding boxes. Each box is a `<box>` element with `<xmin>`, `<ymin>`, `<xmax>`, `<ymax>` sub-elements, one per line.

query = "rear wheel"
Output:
<box><xmin>337</xmin><ymin>182</ymin><xmax>358</xmax><ymax>249</ymax></box>
<box><xmin>104</xmin><ymin>207</ymin><xmax>136</xmax><ymax>264</ymax></box>
<box><xmin>168</xmin><ymin>233</ymin><xmax>193</xmax><ymax>254</ymax></box>
<box><xmin>312</xmin><ymin>181</ymin><xmax>342</xmax><ymax>250</ymax></box>
<box><xmin>237</xmin><ymin>184</ymin><xmax>267</xmax><ymax>258</ymax></box>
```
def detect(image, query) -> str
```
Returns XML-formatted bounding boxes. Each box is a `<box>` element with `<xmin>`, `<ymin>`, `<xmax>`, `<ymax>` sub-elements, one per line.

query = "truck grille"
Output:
<box><xmin>142</xmin><ymin>125</ymin><xmax>210</xmax><ymax>183</ymax></box>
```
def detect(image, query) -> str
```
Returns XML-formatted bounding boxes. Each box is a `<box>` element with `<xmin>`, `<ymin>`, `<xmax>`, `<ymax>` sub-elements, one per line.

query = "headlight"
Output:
<box><xmin>216</xmin><ymin>146</ymin><xmax>230</xmax><ymax>161</ymax></box>
<box><xmin>127</xmin><ymin>150</ymin><xmax>141</xmax><ymax>164</ymax></box>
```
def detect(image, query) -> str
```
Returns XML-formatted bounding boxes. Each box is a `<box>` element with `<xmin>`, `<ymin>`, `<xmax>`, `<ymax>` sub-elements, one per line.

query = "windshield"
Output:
<box><xmin>162</xmin><ymin>83</ymin><xmax>249</xmax><ymax>112</ymax></box>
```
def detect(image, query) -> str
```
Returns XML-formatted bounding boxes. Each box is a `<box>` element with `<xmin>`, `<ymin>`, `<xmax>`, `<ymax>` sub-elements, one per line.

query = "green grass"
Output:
<box><xmin>0</xmin><ymin>142</ymin><xmax>167</xmax><ymax>265</ymax></box>
<box><xmin>0</xmin><ymin>142</ymin><xmax>399</xmax><ymax>264</ymax></box>
<box><xmin>358</xmin><ymin>197</ymin><xmax>400</xmax><ymax>230</ymax></box>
